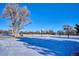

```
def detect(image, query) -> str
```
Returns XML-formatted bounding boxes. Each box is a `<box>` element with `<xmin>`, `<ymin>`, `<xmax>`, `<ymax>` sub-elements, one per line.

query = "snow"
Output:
<box><xmin>23</xmin><ymin>34</ymin><xmax>79</xmax><ymax>42</ymax></box>
<box><xmin>23</xmin><ymin>34</ymin><xmax>79</xmax><ymax>39</ymax></box>
<box><xmin>18</xmin><ymin>36</ymin><xmax>79</xmax><ymax>56</ymax></box>
<box><xmin>0</xmin><ymin>37</ymin><xmax>43</xmax><ymax>56</ymax></box>
<box><xmin>26</xmin><ymin>45</ymin><xmax>56</xmax><ymax>56</ymax></box>
<box><xmin>0</xmin><ymin>34</ymin><xmax>79</xmax><ymax>56</ymax></box>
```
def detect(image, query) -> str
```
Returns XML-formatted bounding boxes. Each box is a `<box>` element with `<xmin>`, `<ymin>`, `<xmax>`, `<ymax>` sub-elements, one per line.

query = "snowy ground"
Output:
<box><xmin>23</xmin><ymin>34</ymin><xmax>79</xmax><ymax>39</ymax></box>
<box><xmin>0</xmin><ymin>37</ymin><xmax>43</xmax><ymax>56</ymax></box>
<box><xmin>23</xmin><ymin>34</ymin><xmax>79</xmax><ymax>42</ymax></box>
<box><xmin>0</xmin><ymin>34</ymin><xmax>79</xmax><ymax>56</ymax></box>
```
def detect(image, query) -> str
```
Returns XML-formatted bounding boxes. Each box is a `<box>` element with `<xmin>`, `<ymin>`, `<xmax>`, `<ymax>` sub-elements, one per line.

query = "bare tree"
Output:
<box><xmin>63</xmin><ymin>24</ymin><xmax>73</xmax><ymax>38</ymax></box>
<box><xmin>2</xmin><ymin>3</ymin><xmax>31</xmax><ymax>37</ymax></box>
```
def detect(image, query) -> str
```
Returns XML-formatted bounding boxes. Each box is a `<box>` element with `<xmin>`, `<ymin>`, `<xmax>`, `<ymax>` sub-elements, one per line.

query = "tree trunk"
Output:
<box><xmin>12</xmin><ymin>27</ymin><xmax>20</xmax><ymax>37</ymax></box>
<box><xmin>67</xmin><ymin>34</ymin><xmax>69</xmax><ymax>38</ymax></box>
<box><xmin>15</xmin><ymin>27</ymin><xmax>20</xmax><ymax>37</ymax></box>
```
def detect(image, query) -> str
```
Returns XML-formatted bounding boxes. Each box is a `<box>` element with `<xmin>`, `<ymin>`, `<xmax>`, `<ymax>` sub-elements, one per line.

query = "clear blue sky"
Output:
<box><xmin>0</xmin><ymin>3</ymin><xmax>79</xmax><ymax>32</ymax></box>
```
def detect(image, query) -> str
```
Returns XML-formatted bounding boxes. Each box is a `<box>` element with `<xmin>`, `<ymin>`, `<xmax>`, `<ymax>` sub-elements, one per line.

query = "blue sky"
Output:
<box><xmin>0</xmin><ymin>3</ymin><xmax>79</xmax><ymax>32</ymax></box>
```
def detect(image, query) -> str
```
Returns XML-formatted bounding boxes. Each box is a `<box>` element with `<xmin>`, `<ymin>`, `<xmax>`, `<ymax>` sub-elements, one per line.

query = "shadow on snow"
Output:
<box><xmin>17</xmin><ymin>38</ymin><xmax>79</xmax><ymax>56</ymax></box>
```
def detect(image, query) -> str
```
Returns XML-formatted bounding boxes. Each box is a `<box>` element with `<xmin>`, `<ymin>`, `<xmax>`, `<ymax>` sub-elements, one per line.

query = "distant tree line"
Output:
<box><xmin>20</xmin><ymin>30</ymin><xmax>55</xmax><ymax>35</ymax></box>
<box><xmin>0</xmin><ymin>24</ymin><xmax>79</xmax><ymax>37</ymax></box>
<box><xmin>21</xmin><ymin>24</ymin><xmax>79</xmax><ymax>37</ymax></box>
